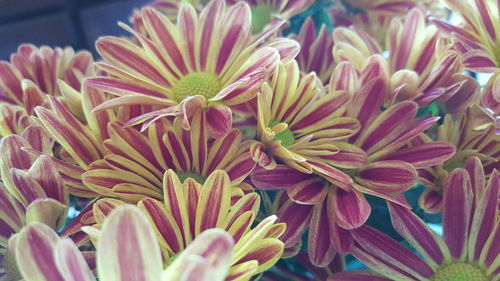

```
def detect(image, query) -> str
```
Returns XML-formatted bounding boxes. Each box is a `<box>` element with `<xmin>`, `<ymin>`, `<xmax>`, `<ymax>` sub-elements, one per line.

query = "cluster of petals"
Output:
<box><xmin>0</xmin><ymin>0</ymin><xmax>498</xmax><ymax>280</ymax></box>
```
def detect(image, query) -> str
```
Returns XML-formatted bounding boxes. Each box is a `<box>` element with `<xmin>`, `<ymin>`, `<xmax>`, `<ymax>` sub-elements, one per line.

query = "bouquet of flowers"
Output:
<box><xmin>0</xmin><ymin>0</ymin><xmax>498</xmax><ymax>280</ymax></box>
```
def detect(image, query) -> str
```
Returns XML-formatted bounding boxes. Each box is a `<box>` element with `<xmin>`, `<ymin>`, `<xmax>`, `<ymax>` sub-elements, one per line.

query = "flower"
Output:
<box><xmin>289</xmin><ymin>17</ymin><xmax>335</xmax><ymax>84</ymax></box>
<box><xmin>87</xmin><ymin>0</ymin><xmax>298</xmax><ymax>138</ymax></box>
<box><xmin>138</xmin><ymin>169</ymin><xmax>285</xmax><ymax>280</ymax></box>
<box><xmin>33</xmin><ymin>85</ymin><xmax>118</xmax><ymax>197</ymax></box>
<box><xmin>417</xmin><ymin>108</ymin><xmax>499</xmax><ymax>213</ymax></box>
<box><xmin>333</xmin><ymin>8</ymin><xmax>479</xmax><ymax>113</ymax></box>
<box><xmin>250</xmin><ymin>59</ymin><xmax>455</xmax><ymax>266</ymax></box>
<box><xmin>0</xmin><ymin>44</ymin><xmax>93</xmax><ymax>119</ymax></box>
<box><xmin>0</xmin><ymin>127</ymin><xmax>69</xmax><ymax>281</ymax></box>
<box><xmin>82</xmin><ymin>110</ymin><xmax>256</xmax><ymax>202</ymax></box>
<box><xmin>432</xmin><ymin>0</ymin><xmax>500</xmax><ymax>72</ymax></box>
<box><xmin>330</xmin><ymin>157</ymin><xmax>499</xmax><ymax>281</ymax></box>
<box><xmin>13</xmin><ymin>204</ymin><xmax>236</xmax><ymax>281</ymax></box>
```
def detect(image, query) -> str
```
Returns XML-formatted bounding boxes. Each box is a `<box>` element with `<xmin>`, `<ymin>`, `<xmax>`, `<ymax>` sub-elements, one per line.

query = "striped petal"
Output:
<box><xmin>97</xmin><ymin>205</ymin><xmax>163</xmax><ymax>281</ymax></box>
<box><xmin>308</xmin><ymin>202</ymin><xmax>336</xmax><ymax>267</ymax></box>
<box><xmin>206</xmin><ymin>103</ymin><xmax>232</xmax><ymax>139</ymax></box>
<box><xmin>329</xmin><ymin>187</ymin><xmax>370</xmax><ymax>230</ymax></box>
<box><xmin>382</xmin><ymin>142</ymin><xmax>456</xmax><ymax>169</ymax></box>
<box><xmin>54</xmin><ymin>238</ymin><xmax>95</xmax><ymax>281</ymax></box>
<box><xmin>276</xmin><ymin>200</ymin><xmax>313</xmax><ymax>247</ymax></box>
<box><xmin>287</xmin><ymin>178</ymin><xmax>328</xmax><ymax>205</ymax></box>
<box><xmin>352</xmin><ymin>225</ymin><xmax>435</xmax><ymax>279</ymax></box>
<box><xmin>469</xmin><ymin>170</ymin><xmax>499</xmax><ymax>262</ymax></box>
<box><xmin>357</xmin><ymin>160</ymin><xmax>417</xmax><ymax>193</ymax></box>
<box><xmin>357</xmin><ymin>101</ymin><xmax>417</xmax><ymax>154</ymax></box>
<box><xmin>388</xmin><ymin>202</ymin><xmax>449</xmax><ymax>266</ymax></box>
<box><xmin>163</xmin><ymin>229</ymin><xmax>234</xmax><ymax>281</ymax></box>
<box><xmin>0</xmin><ymin>184</ymin><xmax>25</xmax><ymax>246</ymax></box>
<box><xmin>443</xmin><ymin>169</ymin><xmax>472</xmax><ymax>259</ymax></box>
<box><xmin>195</xmin><ymin>170</ymin><xmax>231</xmax><ymax>234</ymax></box>
<box><xmin>250</xmin><ymin>165</ymin><xmax>312</xmax><ymax>190</ymax></box>
<box><xmin>15</xmin><ymin>223</ymin><xmax>65</xmax><ymax>281</ymax></box>
<box><xmin>329</xmin><ymin>271</ymin><xmax>393</xmax><ymax>281</ymax></box>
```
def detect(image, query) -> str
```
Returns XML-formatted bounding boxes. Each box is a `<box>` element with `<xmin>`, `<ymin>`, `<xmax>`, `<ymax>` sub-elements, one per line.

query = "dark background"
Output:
<box><xmin>0</xmin><ymin>0</ymin><xmax>149</xmax><ymax>60</ymax></box>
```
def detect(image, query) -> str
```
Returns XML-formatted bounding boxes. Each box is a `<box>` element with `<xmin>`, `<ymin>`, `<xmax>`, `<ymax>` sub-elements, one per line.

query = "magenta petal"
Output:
<box><xmin>250</xmin><ymin>165</ymin><xmax>312</xmax><ymax>190</ymax></box>
<box><xmin>443</xmin><ymin>169</ymin><xmax>472</xmax><ymax>259</ymax></box>
<box><xmin>388</xmin><ymin>202</ymin><xmax>447</xmax><ymax>265</ymax></box>
<box><xmin>352</xmin><ymin>225</ymin><xmax>434</xmax><ymax>279</ymax></box>
<box><xmin>469</xmin><ymin>170</ymin><xmax>499</xmax><ymax>261</ymax></box>
<box><xmin>276</xmin><ymin>200</ymin><xmax>313</xmax><ymax>247</ymax></box>
<box><xmin>330</xmin><ymin>188</ymin><xmax>370</xmax><ymax>230</ymax></box>
<box><xmin>206</xmin><ymin>103</ymin><xmax>232</xmax><ymax>139</ymax></box>
<box><xmin>382</xmin><ymin>142</ymin><xmax>456</xmax><ymax>169</ymax></box>
<box><xmin>357</xmin><ymin>160</ymin><xmax>417</xmax><ymax>193</ymax></box>
<box><xmin>308</xmin><ymin>202</ymin><xmax>336</xmax><ymax>267</ymax></box>
<box><xmin>287</xmin><ymin>178</ymin><xmax>328</xmax><ymax>205</ymax></box>
<box><xmin>418</xmin><ymin>189</ymin><xmax>443</xmax><ymax>214</ymax></box>
<box><xmin>328</xmin><ymin>213</ymin><xmax>354</xmax><ymax>255</ymax></box>
<box><xmin>329</xmin><ymin>271</ymin><xmax>393</xmax><ymax>281</ymax></box>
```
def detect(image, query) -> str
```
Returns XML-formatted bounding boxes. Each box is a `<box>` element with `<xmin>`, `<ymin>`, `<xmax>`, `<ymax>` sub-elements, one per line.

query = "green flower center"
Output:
<box><xmin>177</xmin><ymin>171</ymin><xmax>205</xmax><ymax>184</ymax></box>
<box><xmin>251</xmin><ymin>5</ymin><xmax>273</xmax><ymax>33</ymax></box>
<box><xmin>172</xmin><ymin>73</ymin><xmax>222</xmax><ymax>102</ymax></box>
<box><xmin>4</xmin><ymin>249</ymin><xmax>22</xmax><ymax>281</ymax></box>
<box><xmin>270</xmin><ymin>120</ymin><xmax>295</xmax><ymax>147</ymax></box>
<box><xmin>431</xmin><ymin>262</ymin><xmax>488</xmax><ymax>281</ymax></box>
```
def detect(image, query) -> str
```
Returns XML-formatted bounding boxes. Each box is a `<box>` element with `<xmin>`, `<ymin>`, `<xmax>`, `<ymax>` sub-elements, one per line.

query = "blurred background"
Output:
<box><xmin>0</xmin><ymin>0</ymin><xmax>149</xmax><ymax>59</ymax></box>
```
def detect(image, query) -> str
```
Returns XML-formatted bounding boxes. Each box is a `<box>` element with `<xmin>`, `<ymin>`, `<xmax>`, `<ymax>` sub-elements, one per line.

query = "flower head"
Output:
<box><xmin>138</xmin><ymin>170</ymin><xmax>285</xmax><ymax>280</ymax></box>
<box><xmin>88</xmin><ymin>0</ymin><xmax>298</xmax><ymax>138</ymax></box>
<box><xmin>82</xmin><ymin>110</ymin><xmax>256</xmax><ymax>202</ymax></box>
<box><xmin>331</xmin><ymin>157</ymin><xmax>499</xmax><ymax>281</ymax></box>
<box><xmin>0</xmin><ymin>45</ymin><xmax>93</xmax><ymax>118</ymax></box>
<box><xmin>333</xmin><ymin>8</ymin><xmax>479</xmax><ymax>113</ymax></box>
<box><xmin>249</xmin><ymin>59</ymin><xmax>455</xmax><ymax>265</ymax></box>
<box><xmin>13</xmin><ymin>204</ymin><xmax>236</xmax><ymax>281</ymax></box>
<box><xmin>433</xmin><ymin>0</ymin><xmax>500</xmax><ymax>72</ymax></box>
<box><xmin>418</xmin><ymin>108</ymin><xmax>499</xmax><ymax>213</ymax></box>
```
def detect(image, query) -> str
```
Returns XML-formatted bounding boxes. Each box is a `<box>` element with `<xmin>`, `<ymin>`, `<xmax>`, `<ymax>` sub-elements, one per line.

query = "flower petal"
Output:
<box><xmin>54</xmin><ymin>238</ymin><xmax>95</xmax><ymax>281</ymax></box>
<box><xmin>287</xmin><ymin>178</ymin><xmax>328</xmax><ymax>205</ymax></box>
<box><xmin>308</xmin><ymin>202</ymin><xmax>336</xmax><ymax>267</ymax></box>
<box><xmin>388</xmin><ymin>202</ymin><xmax>449</xmax><ymax>266</ymax></box>
<box><xmin>330</xmin><ymin>187</ymin><xmax>371</xmax><ymax>230</ymax></box>
<box><xmin>443</xmin><ymin>169</ymin><xmax>473</xmax><ymax>259</ymax></box>
<box><xmin>15</xmin><ymin>223</ymin><xmax>65</xmax><ymax>281</ymax></box>
<box><xmin>97</xmin><ymin>205</ymin><xmax>163</xmax><ymax>281</ymax></box>
<box><xmin>206</xmin><ymin>103</ymin><xmax>232</xmax><ymax>139</ymax></box>
<box><xmin>357</xmin><ymin>160</ymin><xmax>417</xmax><ymax>193</ymax></box>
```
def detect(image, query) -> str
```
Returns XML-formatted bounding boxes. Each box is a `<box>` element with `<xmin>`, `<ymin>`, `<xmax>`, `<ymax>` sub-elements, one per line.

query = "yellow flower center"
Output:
<box><xmin>172</xmin><ymin>73</ymin><xmax>222</xmax><ymax>102</ymax></box>
<box><xmin>251</xmin><ymin>5</ymin><xmax>273</xmax><ymax>33</ymax></box>
<box><xmin>270</xmin><ymin>120</ymin><xmax>296</xmax><ymax>147</ymax></box>
<box><xmin>177</xmin><ymin>171</ymin><xmax>205</xmax><ymax>184</ymax></box>
<box><xmin>4</xmin><ymin>249</ymin><xmax>22</xmax><ymax>281</ymax></box>
<box><xmin>431</xmin><ymin>262</ymin><xmax>488</xmax><ymax>281</ymax></box>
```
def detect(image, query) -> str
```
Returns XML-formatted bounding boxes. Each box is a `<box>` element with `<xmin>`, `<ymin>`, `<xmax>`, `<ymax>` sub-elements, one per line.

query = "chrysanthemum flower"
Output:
<box><xmin>0</xmin><ymin>44</ymin><xmax>93</xmax><ymax>119</ymax></box>
<box><xmin>330</xmin><ymin>159</ymin><xmax>499</xmax><ymax>281</ymax></box>
<box><xmin>33</xmin><ymin>84</ymin><xmax>117</xmax><ymax>197</ymax></box>
<box><xmin>139</xmin><ymin>169</ymin><xmax>285</xmax><ymax>280</ymax></box>
<box><xmin>0</xmin><ymin>128</ymin><xmax>69</xmax><ymax>280</ymax></box>
<box><xmin>13</xmin><ymin>205</ymin><xmax>236</xmax><ymax>281</ymax></box>
<box><xmin>417</xmin><ymin>109</ymin><xmax>499</xmax><ymax>213</ymax></box>
<box><xmin>82</xmin><ymin>110</ymin><xmax>256</xmax><ymax>202</ymax></box>
<box><xmin>333</xmin><ymin>8</ymin><xmax>479</xmax><ymax>112</ymax></box>
<box><xmin>250</xmin><ymin>60</ymin><xmax>455</xmax><ymax>266</ymax></box>
<box><xmin>289</xmin><ymin>17</ymin><xmax>335</xmax><ymax>84</ymax></box>
<box><xmin>87</xmin><ymin>0</ymin><xmax>298</xmax><ymax>138</ymax></box>
<box><xmin>432</xmin><ymin>0</ymin><xmax>500</xmax><ymax>72</ymax></box>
